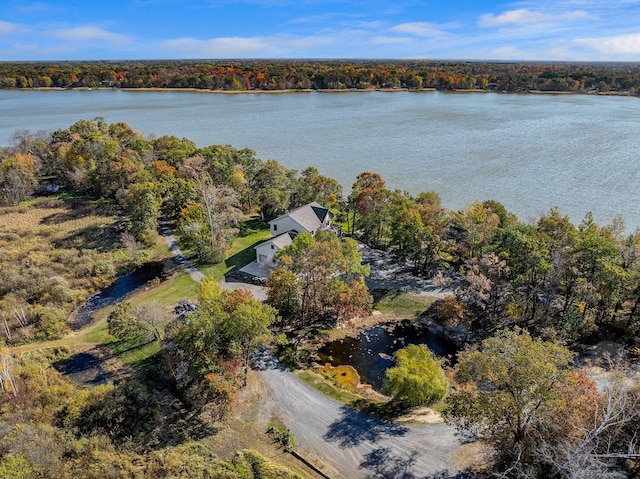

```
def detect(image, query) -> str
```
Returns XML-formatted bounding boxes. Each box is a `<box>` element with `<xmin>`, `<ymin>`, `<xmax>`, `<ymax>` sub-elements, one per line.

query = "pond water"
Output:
<box><xmin>317</xmin><ymin>321</ymin><xmax>459</xmax><ymax>391</ymax></box>
<box><xmin>69</xmin><ymin>261</ymin><xmax>164</xmax><ymax>330</ymax></box>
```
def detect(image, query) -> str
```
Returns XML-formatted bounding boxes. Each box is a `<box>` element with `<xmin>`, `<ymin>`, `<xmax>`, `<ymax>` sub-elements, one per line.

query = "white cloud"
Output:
<box><xmin>479</xmin><ymin>9</ymin><xmax>588</xmax><ymax>27</ymax></box>
<box><xmin>16</xmin><ymin>2</ymin><xmax>51</xmax><ymax>13</ymax></box>
<box><xmin>0</xmin><ymin>21</ymin><xmax>27</xmax><ymax>35</ymax></box>
<box><xmin>51</xmin><ymin>26</ymin><xmax>132</xmax><ymax>45</ymax></box>
<box><xmin>156</xmin><ymin>33</ymin><xmax>339</xmax><ymax>57</ymax></box>
<box><xmin>574</xmin><ymin>32</ymin><xmax>640</xmax><ymax>53</ymax></box>
<box><xmin>157</xmin><ymin>37</ymin><xmax>269</xmax><ymax>57</ymax></box>
<box><xmin>390</xmin><ymin>22</ymin><xmax>451</xmax><ymax>38</ymax></box>
<box><xmin>370</xmin><ymin>36</ymin><xmax>411</xmax><ymax>45</ymax></box>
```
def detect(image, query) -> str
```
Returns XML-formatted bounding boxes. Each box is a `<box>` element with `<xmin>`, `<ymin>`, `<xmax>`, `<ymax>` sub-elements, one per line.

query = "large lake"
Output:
<box><xmin>2</xmin><ymin>89</ymin><xmax>639</xmax><ymax>229</ymax></box>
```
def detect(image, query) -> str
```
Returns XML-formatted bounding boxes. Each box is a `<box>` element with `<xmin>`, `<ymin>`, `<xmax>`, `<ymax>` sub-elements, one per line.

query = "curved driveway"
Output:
<box><xmin>252</xmin><ymin>350</ymin><xmax>461</xmax><ymax>479</ymax></box>
<box><xmin>161</xmin><ymin>224</ymin><xmax>462</xmax><ymax>478</ymax></box>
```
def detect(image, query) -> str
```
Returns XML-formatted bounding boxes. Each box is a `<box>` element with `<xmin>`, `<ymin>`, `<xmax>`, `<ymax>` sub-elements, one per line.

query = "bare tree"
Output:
<box><xmin>120</xmin><ymin>231</ymin><xmax>141</xmax><ymax>262</ymax></box>
<box><xmin>543</xmin><ymin>365</ymin><xmax>640</xmax><ymax>479</ymax></box>
<box><xmin>0</xmin><ymin>349</ymin><xmax>18</xmax><ymax>396</ymax></box>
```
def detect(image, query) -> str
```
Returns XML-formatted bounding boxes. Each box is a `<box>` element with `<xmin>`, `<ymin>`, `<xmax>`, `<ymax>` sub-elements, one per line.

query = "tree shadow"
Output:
<box><xmin>53</xmin><ymin>224</ymin><xmax>118</xmax><ymax>252</ymax></box>
<box><xmin>350</xmin><ymin>398</ymin><xmax>413</xmax><ymax>421</ymax></box>
<box><xmin>360</xmin><ymin>447</ymin><xmax>420</xmax><ymax>479</ymax></box>
<box><xmin>222</xmin><ymin>238</ymin><xmax>269</xmax><ymax>278</ymax></box>
<box><xmin>360</xmin><ymin>448</ymin><xmax>480</xmax><ymax>479</ymax></box>
<box><xmin>323</xmin><ymin>405</ymin><xmax>408</xmax><ymax>448</ymax></box>
<box><xmin>53</xmin><ymin>351</ymin><xmax>114</xmax><ymax>386</ymax></box>
<box><xmin>39</xmin><ymin>200</ymin><xmax>96</xmax><ymax>224</ymax></box>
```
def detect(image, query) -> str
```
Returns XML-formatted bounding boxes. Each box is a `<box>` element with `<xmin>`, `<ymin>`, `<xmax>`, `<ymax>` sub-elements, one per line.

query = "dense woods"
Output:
<box><xmin>1</xmin><ymin>117</ymin><xmax>639</xmax><ymax>478</ymax></box>
<box><xmin>2</xmin><ymin>60</ymin><xmax>640</xmax><ymax>94</ymax></box>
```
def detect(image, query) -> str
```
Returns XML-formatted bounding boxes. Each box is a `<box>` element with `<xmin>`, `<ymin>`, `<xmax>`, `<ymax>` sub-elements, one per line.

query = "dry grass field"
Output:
<box><xmin>0</xmin><ymin>197</ymin><xmax>139</xmax><ymax>341</ymax></box>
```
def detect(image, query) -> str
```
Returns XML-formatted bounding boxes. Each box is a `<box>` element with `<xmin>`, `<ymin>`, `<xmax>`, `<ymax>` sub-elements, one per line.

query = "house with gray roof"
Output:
<box><xmin>254</xmin><ymin>202</ymin><xmax>334</xmax><ymax>267</ymax></box>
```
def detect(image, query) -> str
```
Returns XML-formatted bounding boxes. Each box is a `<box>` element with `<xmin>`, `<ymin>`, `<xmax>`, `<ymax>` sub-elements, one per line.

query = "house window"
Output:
<box><xmin>271</xmin><ymin>245</ymin><xmax>274</xmax><ymax>249</ymax></box>
<box><xmin>273</xmin><ymin>224</ymin><xmax>278</xmax><ymax>232</ymax></box>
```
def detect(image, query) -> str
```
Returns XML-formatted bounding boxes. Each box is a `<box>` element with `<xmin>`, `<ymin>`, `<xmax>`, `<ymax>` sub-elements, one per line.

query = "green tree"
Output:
<box><xmin>125</xmin><ymin>182</ymin><xmax>162</xmax><ymax>244</ymax></box>
<box><xmin>384</xmin><ymin>344</ymin><xmax>448</xmax><ymax>406</ymax></box>
<box><xmin>152</xmin><ymin>135</ymin><xmax>197</xmax><ymax>167</ymax></box>
<box><xmin>252</xmin><ymin>159</ymin><xmax>295</xmax><ymax>220</ymax></box>
<box><xmin>107</xmin><ymin>302</ymin><xmax>148</xmax><ymax>344</ymax></box>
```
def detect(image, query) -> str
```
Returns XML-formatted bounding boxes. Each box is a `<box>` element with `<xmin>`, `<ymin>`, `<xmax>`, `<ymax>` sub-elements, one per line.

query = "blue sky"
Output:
<box><xmin>2</xmin><ymin>0</ymin><xmax>640</xmax><ymax>61</ymax></box>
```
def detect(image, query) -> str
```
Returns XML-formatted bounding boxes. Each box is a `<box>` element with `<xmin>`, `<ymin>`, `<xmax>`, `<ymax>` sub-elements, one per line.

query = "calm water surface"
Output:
<box><xmin>1</xmin><ymin>89</ymin><xmax>639</xmax><ymax>228</ymax></box>
<box><xmin>318</xmin><ymin>322</ymin><xmax>458</xmax><ymax>391</ymax></box>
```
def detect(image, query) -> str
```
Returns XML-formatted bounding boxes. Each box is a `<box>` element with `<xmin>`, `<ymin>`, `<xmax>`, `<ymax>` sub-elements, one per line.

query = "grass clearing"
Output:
<box><xmin>374</xmin><ymin>290</ymin><xmax>437</xmax><ymax>317</ymax></box>
<box><xmin>297</xmin><ymin>370</ymin><xmax>363</xmax><ymax>404</ymax></box>
<box><xmin>129</xmin><ymin>272</ymin><xmax>198</xmax><ymax>309</ymax></box>
<box><xmin>0</xmin><ymin>196</ymin><xmax>167</xmax><ymax>343</ymax></box>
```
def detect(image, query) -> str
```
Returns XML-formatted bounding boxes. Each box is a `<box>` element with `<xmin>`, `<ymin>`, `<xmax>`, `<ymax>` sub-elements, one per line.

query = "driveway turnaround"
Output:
<box><xmin>252</xmin><ymin>350</ymin><xmax>462</xmax><ymax>479</ymax></box>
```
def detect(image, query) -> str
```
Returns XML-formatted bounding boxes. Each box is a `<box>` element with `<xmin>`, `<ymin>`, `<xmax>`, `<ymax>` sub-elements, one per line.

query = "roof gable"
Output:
<box><xmin>270</xmin><ymin>202</ymin><xmax>332</xmax><ymax>233</ymax></box>
<box><xmin>255</xmin><ymin>231</ymin><xmax>296</xmax><ymax>250</ymax></box>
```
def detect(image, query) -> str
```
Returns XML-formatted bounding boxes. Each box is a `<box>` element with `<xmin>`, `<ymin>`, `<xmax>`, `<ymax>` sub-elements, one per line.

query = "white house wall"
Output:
<box><xmin>270</xmin><ymin>216</ymin><xmax>306</xmax><ymax>236</ymax></box>
<box><xmin>255</xmin><ymin>242</ymin><xmax>278</xmax><ymax>265</ymax></box>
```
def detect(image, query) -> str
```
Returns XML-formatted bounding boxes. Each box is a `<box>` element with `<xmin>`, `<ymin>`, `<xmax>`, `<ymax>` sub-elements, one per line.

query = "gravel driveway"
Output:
<box><xmin>360</xmin><ymin>244</ymin><xmax>454</xmax><ymax>298</ymax></box>
<box><xmin>252</xmin><ymin>349</ymin><xmax>462</xmax><ymax>479</ymax></box>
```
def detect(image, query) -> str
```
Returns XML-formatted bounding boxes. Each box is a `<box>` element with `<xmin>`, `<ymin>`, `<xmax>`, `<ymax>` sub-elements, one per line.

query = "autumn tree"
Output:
<box><xmin>165</xmin><ymin>279</ymin><xmax>278</xmax><ymax>405</ymax></box>
<box><xmin>452</xmin><ymin>200</ymin><xmax>500</xmax><ymax>259</ymax></box>
<box><xmin>267</xmin><ymin>231</ymin><xmax>371</xmax><ymax>327</ymax></box>
<box><xmin>444</xmin><ymin>329</ymin><xmax>594</xmax><ymax>476</ymax></box>
<box><xmin>0</xmin><ymin>153</ymin><xmax>38</xmax><ymax>206</ymax></box>
<box><xmin>349</xmin><ymin>172</ymin><xmax>394</xmax><ymax>247</ymax></box>
<box><xmin>291</xmin><ymin>166</ymin><xmax>343</xmax><ymax>210</ymax></box>
<box><xmin>347</xmin><ymin>171</ymin><xmax>386</xmax><ymax>235</ymax></box>
<box><xmin>178</xmin><ymin>178</ymin><xmax>242</xmax><ymax>263</ymax></box>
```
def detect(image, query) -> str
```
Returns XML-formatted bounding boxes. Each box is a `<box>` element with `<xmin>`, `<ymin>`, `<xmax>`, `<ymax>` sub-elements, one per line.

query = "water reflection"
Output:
<box><xmin>70</xmin><ymin>262</ymin><xmax>164</xmax><ymax>330</ymax></box>
<box><xmin>318</xmin><ymin>321</ymin><xmax>458</xmax><ymax>391</ymax></box>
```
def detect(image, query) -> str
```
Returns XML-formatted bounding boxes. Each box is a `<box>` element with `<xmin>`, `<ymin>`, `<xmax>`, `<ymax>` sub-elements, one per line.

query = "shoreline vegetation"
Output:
<box><xmin>19</xmin><ymin>85</ymin><xmax>639</xmax><ymax>97</ymax></box>
<box><xmin>2</xmin><ymin>59</ymin><xmax>640</xmax><ymax>96</ymax></box>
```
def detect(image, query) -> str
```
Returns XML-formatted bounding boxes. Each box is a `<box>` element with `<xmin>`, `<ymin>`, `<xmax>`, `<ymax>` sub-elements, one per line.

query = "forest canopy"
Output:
<box><xmin>1</xmin><ymin>60</ymin><xmax>640</xmax><ymax>94</ymax></box>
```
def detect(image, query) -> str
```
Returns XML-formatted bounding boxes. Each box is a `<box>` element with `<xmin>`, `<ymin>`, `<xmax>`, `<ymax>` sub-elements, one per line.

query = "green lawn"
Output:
<box><xmin>200</xmin><ymin>216</ymin><xmax>271</xmax><ymax>280</ymax></box>
<box><xmin>130</xmin><ymin>272</ymin><xmax>198</xmax><ymax>308</ymax></box>
<box><xmin>374</xmin><ymin>291</ymin><xmax>437</xmax><ymax>317</ymax></box>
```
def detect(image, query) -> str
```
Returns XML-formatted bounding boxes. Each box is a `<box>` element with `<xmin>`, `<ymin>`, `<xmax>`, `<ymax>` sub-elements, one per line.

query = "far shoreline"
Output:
<box><xmin>16</xmin><ymin>86</ymin><xmax>638</xmax><ymax>98</ymax></box>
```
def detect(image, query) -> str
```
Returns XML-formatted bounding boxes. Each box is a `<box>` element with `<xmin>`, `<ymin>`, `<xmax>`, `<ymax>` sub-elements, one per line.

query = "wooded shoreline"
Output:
<box><xmin>2</xmin><ymin>59</ymin><xmax>640</xmax><ymax>95</ymax></box>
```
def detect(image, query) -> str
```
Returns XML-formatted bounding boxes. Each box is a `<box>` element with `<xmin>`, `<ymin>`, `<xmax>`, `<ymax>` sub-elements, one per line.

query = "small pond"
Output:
<box><xmin>70</xmin><ymin>261</ymin><xmax>165</xmax><ymax>330</ymax></box>
<box><xmin>317</xmin><ymin>321</ymin><xmax>460</xmax><ymax>391</ymax></box>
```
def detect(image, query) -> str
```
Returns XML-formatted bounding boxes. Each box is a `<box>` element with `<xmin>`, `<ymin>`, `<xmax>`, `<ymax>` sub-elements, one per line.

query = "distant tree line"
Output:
<box><xmin>1</xmin><ymin>60</ymin><xmax>640</xmax><ymax>93</ymax></box>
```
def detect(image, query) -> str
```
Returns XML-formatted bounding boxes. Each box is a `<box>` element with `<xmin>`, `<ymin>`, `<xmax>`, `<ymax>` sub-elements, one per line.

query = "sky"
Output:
<box><xmin>2</xmin><ymin>1</ymin><xmax>640</xmax><ymax>61</ymax></box>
